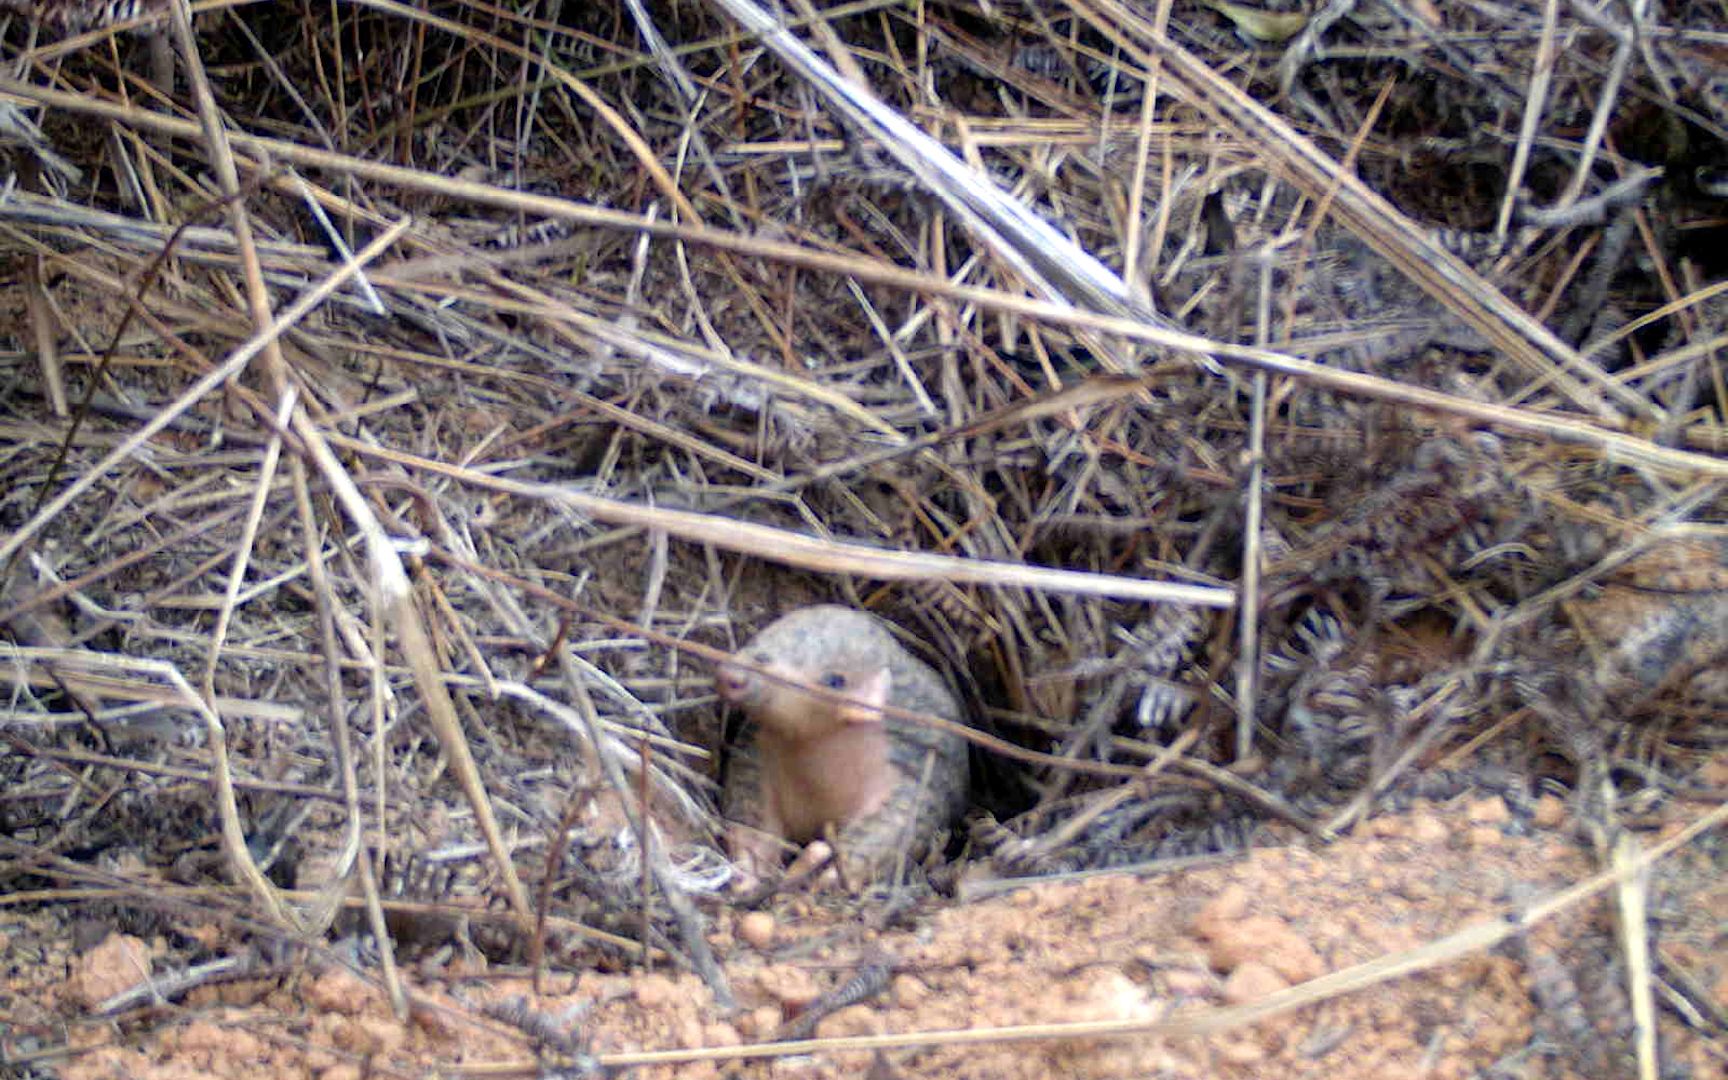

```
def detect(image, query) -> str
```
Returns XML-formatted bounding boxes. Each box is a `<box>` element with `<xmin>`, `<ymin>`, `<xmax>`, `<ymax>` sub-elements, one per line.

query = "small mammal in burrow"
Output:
<box><xmin>716</xmin><ymin>604</ymin><xmax>969</xmax><ymax>884</ymax></box>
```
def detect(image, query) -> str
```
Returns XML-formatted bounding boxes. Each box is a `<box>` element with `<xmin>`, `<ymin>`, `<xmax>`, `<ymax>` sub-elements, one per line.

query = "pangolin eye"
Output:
<box><xmin>819</xmin><ymin>672</ymin><xmax>848</xmax><ymax>690</ymax></box>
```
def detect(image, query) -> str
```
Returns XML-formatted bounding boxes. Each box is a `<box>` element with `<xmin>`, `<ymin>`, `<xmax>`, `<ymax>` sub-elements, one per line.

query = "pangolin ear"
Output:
<box><xmin>836</xmin><ymin>667</ymin><xmax>891</xmax><ymax>725</ymax></box>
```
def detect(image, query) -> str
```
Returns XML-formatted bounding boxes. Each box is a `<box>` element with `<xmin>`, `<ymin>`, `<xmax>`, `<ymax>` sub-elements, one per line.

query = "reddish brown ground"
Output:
<box><xmin>8</xmin><ymin>764</ymin><xmax>1724</xmax><ymax>1080</ymax></box>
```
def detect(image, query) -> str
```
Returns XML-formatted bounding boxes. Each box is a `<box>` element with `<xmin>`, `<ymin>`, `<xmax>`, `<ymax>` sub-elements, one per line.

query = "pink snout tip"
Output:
<box><xmin>715</xmin><ymin>666</ymin><xmax>752</xmax><ymax>702</ymax></box>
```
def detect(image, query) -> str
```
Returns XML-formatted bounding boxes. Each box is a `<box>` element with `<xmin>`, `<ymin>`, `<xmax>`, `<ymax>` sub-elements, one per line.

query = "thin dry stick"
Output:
<box><xmin>1496</xmin><ymin>0</ymin><xmax>1562</xmax><ymax>242</ymax></box>
<box><xmin>348</xmin><ymin>0</ymin><xmax>796</xmax><ymax>363</ymax></box>
<box><xmin>1</xmin><ymin>77</ymin><xmax>1722</xmax><ymax>468</ymax></box>
<box><xmin>453</xmin><ymin>366</ymin><xmax>1202</xmax><ymax>560</ymax></box>
<box><xmin>549</xmin><ymin>644</ymin><xmax>734</xmax><ymax>1007</ymax></box>
<box><xmin>1471</xmin><ymin>480</ymin><xmax>1723</xmax><ymax>661</ymax></box>
<box><xmin>0</xmin><ymin>507</ymin><xmax>246</xmax><ymax>643</ymax></box>
<box><xmin>1167</xmin><ymin>756</ymin><xmax>1318</xmax><ymax>834</ymax></box>
<box><xmin>328</xmin><ymin>434</ymin><xmax>1237</xmax><ymax>608</ymax></box>
<box><xmin>169</xmin><ymin>0</ymin><xmax>290</xmax><ymax>399</ymax></box>
<box><xmin>705</xmin><ymin>0</ymin><xmax>1141</xmax><ymax>319</ymax></box>
<box><xmin>293</xmin><ymin>453</ymin><xmax>407</xmax><ymax>1019</ymax></box>
<box><xmin>1119</xmin><ymin>0</ymin><xmax>1175</xmax><ymax>293</ymax></box>
<box><xmin>1070</xmin><ymin>0</ymin><xmax>1655</xmax><ymax>422</ymax></box>
<box><xmin>637</xmin><ymin>735</ymin><xmax>653</xmax><ymax>970</ymax></box>
<box><xmin>289</xmin><ymin>396</ymin><xmax>535</xmax><ymax>919</ymax></box>
<box><xmin>2</xmin><ymin>744</ymin><xmax>372</xmax><ymax>802</ymax></box>
<box><xmin>199</xmin><ymin>386</ymin><xmax>295</xmax><ymax>705</ymax></box>
<box><xmin>1612</xmin><ymin>832</ymin><xmax>1658</xmax><ymax>1080</ymax></box>
<box><xmin>1</xmin><ymin>648</ymin><xmax>301</xmax><ymax>930</ymax></box>
<box><xmin>1234</xmin><ymin>371</ymin><xmax>1267</xmax><ymax>761</ymax></box>
<box><xmin>1235</xmin><ymin>248</ymin><xmax>1275</xmax><ymax>760</ymax></box>
<box><xmin>427</xmin><ymin>549</ymin><xmax>1154</xmax><ymax>781</ymax></box>
<box><xmin>532</xmin><ymin>785</ymin><xmax>587</xmax><ymax>994</ymax></box>
<box><xmin>1320</xmin><ymin>679</ymin><xmax>1464</xmax><ymax>838</ymax></box>
<box><xmin>1</xmin><ymin>210</ymin><xmax>531</xmax><ymax>925</ymax></box>
<box><xmin>1585</xmin><ymin>269</ymin><xmax>1728</xmax><ymax>366</ymax></box>
<box><xmin>1557</xmin><ymin>0</ymin><xmax>1637</xmax><ymax>208</ymax></box>
<box><xmin>21</xmin><ymin>259</ymin><xmax>67</xmax><ymax>417</ymax></box>
<box><xmin>1016</xmin><ymin>724</ymin><xmax>1203</xmax><ymax>864</ymax></box>
<box><xmin>0</xmin><ymin>219</ymin><xmax>409</xmax><ymax>568</ymax></box>
<box><xmin>316</xmin><ymin>892</ymin><xmax>649</xmax><ymax>955</ymax></box>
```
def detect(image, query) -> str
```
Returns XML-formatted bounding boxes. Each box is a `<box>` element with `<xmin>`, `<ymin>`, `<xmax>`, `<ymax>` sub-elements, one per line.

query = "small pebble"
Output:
<box><xmin>1532</xmin><ymin>794</ymin><xmax>1566</xmax><ymax>828</ymax></box>
<box><xmin>633</xmin><ymin>973</ymin><xmax>679</xmax><ymax>1008</ymax></box>
<box><xmin>1466</xmin><ymin>796</ymin><xmax>1509</xmax><ymax>824</ymax></box>
<box><xmin>737</xmin><ymin>911</ymin><xmax>776</xmax><ymax>950</ymax></box>
<box><xmin>1222</xmin><ymin>960</ymin><xmax>1290</xmax><ymax>1004</ymax></box>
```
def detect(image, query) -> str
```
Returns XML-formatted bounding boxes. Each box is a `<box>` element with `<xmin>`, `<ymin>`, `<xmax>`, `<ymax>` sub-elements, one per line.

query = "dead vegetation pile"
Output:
<box><xmin>0</xmin><ymin>0</ymin><xmax>1722</xmax><ymax>1075</ymax></box>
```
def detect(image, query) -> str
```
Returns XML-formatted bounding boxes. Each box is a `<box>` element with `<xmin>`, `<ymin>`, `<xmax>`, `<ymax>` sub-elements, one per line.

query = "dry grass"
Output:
<box><xmin>0</xmin><ymin>0</ymin><xmax>1722</xmax><ymax>1074</ymax></box>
